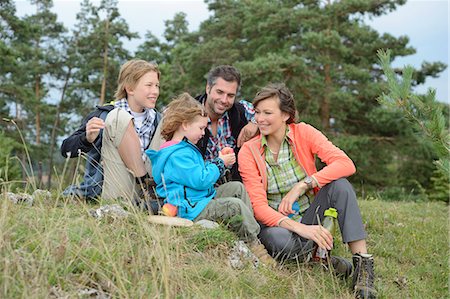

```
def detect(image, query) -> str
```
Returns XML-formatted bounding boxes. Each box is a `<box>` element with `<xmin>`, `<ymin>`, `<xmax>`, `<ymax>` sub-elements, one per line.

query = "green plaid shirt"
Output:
<box><xmin>262</xmin><ymin>131</ymin><xmax>312</xmax><ymax>221</ymax></box>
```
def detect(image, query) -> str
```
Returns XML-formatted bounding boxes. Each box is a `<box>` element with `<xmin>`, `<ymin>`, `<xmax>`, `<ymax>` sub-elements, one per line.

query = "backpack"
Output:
<box><xmin>62</xmin><ymin>104</ymin><xmax>115</xmax><ymax>200</ymax></box>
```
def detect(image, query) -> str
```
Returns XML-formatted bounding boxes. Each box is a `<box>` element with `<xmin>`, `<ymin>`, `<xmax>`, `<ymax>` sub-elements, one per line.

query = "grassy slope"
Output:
<box><xmin>0</xmin><ymin>195</ymin><xmax>448</xmax><ymax>298</ymax></box>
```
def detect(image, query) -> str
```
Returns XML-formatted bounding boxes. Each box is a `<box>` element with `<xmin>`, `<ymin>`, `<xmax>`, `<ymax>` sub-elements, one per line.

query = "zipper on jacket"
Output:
<box><xmin>183</xmin><ymin>186</ymin><xmax>198</xmax><ymax>208</ymax></box>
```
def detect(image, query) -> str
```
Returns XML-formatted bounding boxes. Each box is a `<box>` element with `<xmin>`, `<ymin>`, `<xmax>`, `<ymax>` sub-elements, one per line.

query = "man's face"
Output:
<box><xmin>205</xmin><ymin>78</ymin><xmax>239</xmax><ymax>117</ymax></box>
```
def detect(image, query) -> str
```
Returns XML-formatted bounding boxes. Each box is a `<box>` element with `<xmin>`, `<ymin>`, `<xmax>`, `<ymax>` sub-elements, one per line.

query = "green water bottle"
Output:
<box><xmin>312</xmin><ymin>208</ymin><xmax>338</xmax><ymax>261</ymax></box>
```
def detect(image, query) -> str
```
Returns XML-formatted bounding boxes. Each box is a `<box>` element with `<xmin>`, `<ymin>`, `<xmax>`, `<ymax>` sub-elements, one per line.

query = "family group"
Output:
<box><xmin>61</xmin><ymin>59</ymin><xmax>376</xmax><ymax>299</ymax></box>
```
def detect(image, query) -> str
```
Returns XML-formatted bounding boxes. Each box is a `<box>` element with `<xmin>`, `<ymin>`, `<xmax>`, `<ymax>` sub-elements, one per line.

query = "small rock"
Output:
<box><xmin>6</xmin><ymin>192</ymin><xmax>34</xmax><ymax>206</ymax></box>
<box><xmin>32</xmin><ymin>189</ymin><xmax>52</xmax><ymax>201</ymax></box>
<box><xmin>49</xmin><ymin>286</ymin><xmax>68</xmax><ymax>298</ymax></box>
<box><xmin>78</xmin><ymin>287</ymin><xmax>111</xmax><ymax>299</ymax></box>
<box><xmin>89</xmin><ymin>204</ymin><xmax>129</xmax><ymax>220</ymax></box>
<box><xmin>228</xmin><ymin>240</ymin><xmax>259</xmax><ymax>269</ymax></box>
<box><xmin>195</xmin><ymin>219</ymin><xmax>220</xmax><ymax>229</ymax></box>
<box><xmin>394</xmin><ymin>276</ymin><xmax>408</xmax><ymax>289</ymax></box>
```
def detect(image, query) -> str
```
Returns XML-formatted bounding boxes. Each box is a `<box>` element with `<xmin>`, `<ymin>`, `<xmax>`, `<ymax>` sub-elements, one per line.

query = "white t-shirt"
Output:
<box><xmin>131</xmin><ymin>110</ymin><xmax>146</xmax><ymax>131</ymax></box>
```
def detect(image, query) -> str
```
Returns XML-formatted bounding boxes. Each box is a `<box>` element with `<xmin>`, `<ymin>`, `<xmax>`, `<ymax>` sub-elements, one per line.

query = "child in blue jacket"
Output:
<box><xmin>146</xmin><ymin>93</ymin><xmax>275</xmax><ymax>266</ymax></box>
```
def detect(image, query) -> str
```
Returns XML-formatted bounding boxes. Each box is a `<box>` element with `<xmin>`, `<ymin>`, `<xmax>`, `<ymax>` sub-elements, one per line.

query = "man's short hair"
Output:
<box><xmin>206</xmin><ymin>65</ymin><xmax>241</xmax><ymax>92</ymax></box>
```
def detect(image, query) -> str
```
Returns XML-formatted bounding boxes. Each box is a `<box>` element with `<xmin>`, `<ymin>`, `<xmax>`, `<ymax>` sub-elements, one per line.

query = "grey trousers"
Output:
<box><xmin>195</xmin><ymin>182</ymin><xmax>260</xmax><ymax>242</ymax></box>
<box><xmin>258</xmin><ymin>178</ymin><xmax>367</xmax><ymax>262</ymax></box>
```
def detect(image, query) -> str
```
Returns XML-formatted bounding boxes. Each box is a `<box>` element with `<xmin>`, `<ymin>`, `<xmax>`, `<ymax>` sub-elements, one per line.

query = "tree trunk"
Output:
<box><xmin>320</xmin><ymin>63</ymin><xmax>331</xmax><ymax>130</ymax></box>
<box><xmin>99</xmin><ymin>17</ymin><xmax>110</xmax><ymax>105</ymax></box>
<box><xmin>48</xmin><ymin>67</ymin><xmax>72</xmax><ymax>189</ymax></box>
<box><xmin>320</xmin><ymin>10</ymin><xmax>332</xmax><ymax>131</ymax></box>
<box><xmin>35</xmin><ymin>75</ymin><xmax>41</xmax><ymax>145</ymax></box>
<box><xmin>35</xmin><ymin>73</ymin><xmax>43</xmax><ymax>187</ymax></box>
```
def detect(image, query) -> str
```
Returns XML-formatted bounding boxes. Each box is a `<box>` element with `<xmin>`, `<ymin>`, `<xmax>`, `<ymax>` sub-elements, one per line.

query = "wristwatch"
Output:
<box><xmin>304</xmin><ymin>176</ymin><xmax>313</xmax><ymax>190</ymax></box>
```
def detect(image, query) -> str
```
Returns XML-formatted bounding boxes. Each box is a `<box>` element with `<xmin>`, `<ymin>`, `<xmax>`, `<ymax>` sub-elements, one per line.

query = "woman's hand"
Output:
<box><xmin>299</xmin><ymin>224</ymin><xmax>333</xmax><ymax>250</ymax></box>
<box><xmin>218</xmin><ymin>152</ymin><xmax>236</xmax><ymax>167</ymax></box>
<box><xmin>280</xmin><ymin>220</ymin><xmax>333</xmax><ymax>251</ymax></box>
<box><xmin>86</xmin><ymin>117</ymin><xmax>105</xmax><ymax>143</ymax></box>
<box><xmin>278</xmin><ymin>181</ymin><xmax>308</xmax><ymax>215</ymax></box>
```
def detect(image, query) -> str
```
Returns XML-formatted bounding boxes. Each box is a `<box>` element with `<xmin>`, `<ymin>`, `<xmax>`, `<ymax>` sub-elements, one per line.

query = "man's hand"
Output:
<box><xmin>86</xmin><ymin>117</ymin><xmax>105</xmax><ymax>143</ymax></box>
<box><xmin>278</xmin><ymin>181</ymin><xmax>307</xmax><ymax>215</ymax></box>
<box><xmin>237</xmin><ymin>122</ymin><xmax>259</xmax><ymax>147</ymax></box>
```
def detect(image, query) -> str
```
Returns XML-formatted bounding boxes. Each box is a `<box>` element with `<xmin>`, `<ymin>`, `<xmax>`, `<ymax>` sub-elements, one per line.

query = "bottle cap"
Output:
<box><xmin>324</xmin><ymin>208</ymin><xmax>338</xmax><ymax>219</ymax></box>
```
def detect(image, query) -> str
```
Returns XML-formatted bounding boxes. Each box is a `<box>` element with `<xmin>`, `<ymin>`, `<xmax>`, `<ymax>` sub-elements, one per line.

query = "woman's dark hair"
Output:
<box><xmin>253</xmin><ymin>83</ymin><xmax>297</xmax><ymax>124</ymax></box>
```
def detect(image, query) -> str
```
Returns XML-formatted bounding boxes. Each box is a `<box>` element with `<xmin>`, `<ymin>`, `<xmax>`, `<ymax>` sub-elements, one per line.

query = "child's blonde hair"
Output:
<box><xmin>114</xmin><ymin>59</ymin><xmax>160</xmax><ymax>100</ymax></box>
<box><xmin>161</xmin><ymin>93</ymin><xmax>206</xmax><ymax>141</ymax></box>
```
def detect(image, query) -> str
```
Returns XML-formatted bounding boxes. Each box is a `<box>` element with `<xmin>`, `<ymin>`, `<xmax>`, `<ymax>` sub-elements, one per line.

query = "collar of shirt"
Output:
<box><xmin>260</xmin><ymin>126</ymin><xmax>292</xmax><ymax>149</ymax></box>
<box><xmin>114</xmin><ymin>98</ymin><xmax>156</xmax><ymax>151</ymax></box>
<box><xmin>207</xmin><ymin>110</ymin><xmax>230</xmax><ymax>127</ymax></box>
<box><xmin>115</xmin><ymin>99</ymin><xmax>156</xmax><ymax>129</ymax></box>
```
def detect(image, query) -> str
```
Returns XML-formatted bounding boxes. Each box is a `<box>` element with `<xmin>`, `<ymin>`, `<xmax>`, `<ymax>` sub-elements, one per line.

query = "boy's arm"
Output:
<box><xmin>60</xmin><ymin>112</ymin><xmax>99</xmax><ymax>158</ymax></box>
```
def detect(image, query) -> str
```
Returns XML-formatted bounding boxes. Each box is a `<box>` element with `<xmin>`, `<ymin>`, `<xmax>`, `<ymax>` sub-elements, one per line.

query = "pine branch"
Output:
<box><xmin>377</xmin><ymin>49</ymin><xmax>450</xmax><ymax>162</ymax></box>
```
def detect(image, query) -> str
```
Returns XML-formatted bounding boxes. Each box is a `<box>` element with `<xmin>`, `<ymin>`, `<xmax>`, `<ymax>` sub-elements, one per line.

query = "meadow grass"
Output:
<box><xmin>0</xmin><ymin>192</ymin><xmax>448</xmax><ymax>298</ymax></box>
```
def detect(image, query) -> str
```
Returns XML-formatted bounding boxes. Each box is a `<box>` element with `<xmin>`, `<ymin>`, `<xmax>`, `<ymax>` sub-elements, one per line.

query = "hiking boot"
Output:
<box><xmin>330</xmin><ymin>255</ymin><xmax>353</xmax><ymax>279</ymax></box>
<box><xmin>135</xmin><ymin>174</ymin><xmax>157</xmax><ymax>198</ymax></box>
<box><xmin>134</xmin><ymin>174</ymin><xmax>162</xmax><ymax>214</ymax></box>
<box><xmin>134</xmin><ymin>198</ymin><xmax>164</xmax><ymax>215</ymax></box>
<box><xmin>248</xmin><ymin>240</ymin><xmax>278</xmax><ymax>268</ymax></box>
<box><xmin>352</xmin><ymin>253</ymin><xmax>377</xmax><ymax>299</ymax></box>
<box><xmin>298</xmin><ymin>240</ymin><xmax>315</xmax><ymax>262</ymax></box>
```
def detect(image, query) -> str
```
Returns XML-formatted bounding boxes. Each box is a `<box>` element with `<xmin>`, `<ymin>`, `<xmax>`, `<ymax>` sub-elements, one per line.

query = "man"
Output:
<box><xmin>194</xmin><ymin>65</ymin><xmax>259</xmax><ymax>181</ymax></box>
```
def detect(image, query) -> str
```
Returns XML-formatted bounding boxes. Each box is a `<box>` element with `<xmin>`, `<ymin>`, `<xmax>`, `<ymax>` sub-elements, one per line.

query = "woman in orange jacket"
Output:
<box><xmin>238</xmin><ymin>83</ymin><xmax>376</xmax><ymax>299</ymax></box>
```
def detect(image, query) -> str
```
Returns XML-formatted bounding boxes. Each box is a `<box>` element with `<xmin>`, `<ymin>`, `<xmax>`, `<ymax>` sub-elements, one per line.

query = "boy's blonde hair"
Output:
<box><xmin>161</xmin><ymin>93</ymin><xmax>206</xmax><ymax>141</ymax></box>
<box><xmin>114</xmin><ymin>59</ymin><xmax>161</xmax><ymax>100</ymax></box>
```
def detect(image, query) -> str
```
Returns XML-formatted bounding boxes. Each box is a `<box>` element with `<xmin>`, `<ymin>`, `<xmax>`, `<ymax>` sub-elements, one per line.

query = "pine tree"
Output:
<box><xmin>1</xmin><ymin>0</ymin><xmax>66</xmax><ymax>188</ymax></box>
<box><xmin>135</xmin><ymin>32</ymin><xmax>164</xmax><ymax>64</ymax></box>
<box><xmin>378</xmin><ymin>49</ymin><xmax>449</xmax><ymax>202</ymax></box>
<box><xmin>68</xmin><ymin>0</ymin><xmax>138</xmax><ymax>109</ymax></box>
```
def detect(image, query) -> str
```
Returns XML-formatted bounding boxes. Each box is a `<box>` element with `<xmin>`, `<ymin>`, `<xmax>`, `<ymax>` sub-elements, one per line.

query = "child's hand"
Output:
<box><xmin>219</xmin><ymin>151</ymin><xmax>236</xmax><ymax>167</ymax></box>
<box><xmin>86</xmin><ymin>117</ymin><xmax>105</xmax><ymax>143</ymax></box>
<box><xmin>220</xmin><ymin>147</ymin><xmax>234</xmax><ymax>154</ymax></box>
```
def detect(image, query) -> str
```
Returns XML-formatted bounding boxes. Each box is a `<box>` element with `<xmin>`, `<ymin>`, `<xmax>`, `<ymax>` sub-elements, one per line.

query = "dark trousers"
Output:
<box><xmin>258</xmin><ymin>178</ymin><xmax>367</xmax><ymax>262</ymax></box>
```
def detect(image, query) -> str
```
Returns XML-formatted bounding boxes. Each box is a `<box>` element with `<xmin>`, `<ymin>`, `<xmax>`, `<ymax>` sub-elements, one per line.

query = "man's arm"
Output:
<box><xmin>60</xmin><ymin>111</ymin><xmax>101</xmax><ymax>158</ymax></box>
<box><xmin>239</xmin><ymin>99</ymin><xmax>256</xmax><ymax>123</ymax></box>
<box><xmin>237</xmin><ymin>100</ymin><xmax>259</xmax><ymax>147</ymax></box>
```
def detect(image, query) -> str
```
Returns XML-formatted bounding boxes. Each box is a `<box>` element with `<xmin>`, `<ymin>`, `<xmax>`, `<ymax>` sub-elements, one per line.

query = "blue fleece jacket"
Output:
<box><xmin>146</xmin><ymin>140</ymin><xmax>220</xmax><ymax>220</ymax></box>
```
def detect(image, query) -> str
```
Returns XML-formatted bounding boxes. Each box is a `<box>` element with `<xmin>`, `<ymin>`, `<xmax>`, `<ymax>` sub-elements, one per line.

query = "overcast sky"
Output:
<box><xmin>15</xmin><ymin>0</ymin><xmax>449</xmax><ymax>103</ymax></box>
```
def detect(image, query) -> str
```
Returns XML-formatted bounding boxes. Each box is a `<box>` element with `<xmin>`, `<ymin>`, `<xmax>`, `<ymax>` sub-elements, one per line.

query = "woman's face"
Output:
<box><xmin>184</xmin><ymin>115</ymin><xmax>208</xmax><ymax>144</ymax></box>
<box><xmin>254</xmin><ymin>96</ymin><xmax>290</xmax><ymax>136</ymax></box>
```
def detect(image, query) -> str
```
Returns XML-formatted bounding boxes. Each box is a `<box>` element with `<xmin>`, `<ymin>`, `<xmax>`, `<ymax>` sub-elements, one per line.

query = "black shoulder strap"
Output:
<box><xmin>93</xmin><ymin>104</ymin><xmax>115</xmax><ymax>120</ymax></box>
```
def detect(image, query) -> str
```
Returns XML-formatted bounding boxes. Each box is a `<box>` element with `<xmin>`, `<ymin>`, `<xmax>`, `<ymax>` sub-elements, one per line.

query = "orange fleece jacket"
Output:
<box><xmin>238</xmin><ymin>123</ymin><xmax>356</xmax><ymax>227</ymax></box>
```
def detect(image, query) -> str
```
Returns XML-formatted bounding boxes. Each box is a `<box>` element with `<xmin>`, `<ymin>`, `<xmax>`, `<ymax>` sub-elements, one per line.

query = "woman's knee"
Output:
<box><xmin>258</xmin><ymin>227</ymin><xmax>296</xmax><ymax>253</ymax></box>
<box><xmin>328</xmin><ymin>178</ymin><xmax>356</xmax><ymax>198</ymax></box>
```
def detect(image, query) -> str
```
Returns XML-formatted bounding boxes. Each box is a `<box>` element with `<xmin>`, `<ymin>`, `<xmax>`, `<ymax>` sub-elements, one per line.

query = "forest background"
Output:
<box><xmin>1</xmin><ymin>0</ymin><xmax>449</xmax><ymax>202</ymax></box>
